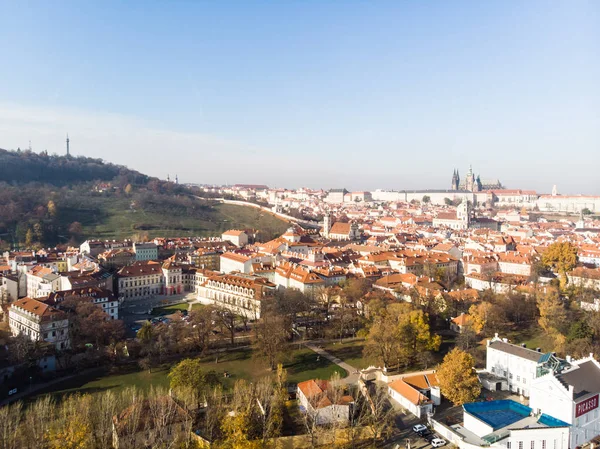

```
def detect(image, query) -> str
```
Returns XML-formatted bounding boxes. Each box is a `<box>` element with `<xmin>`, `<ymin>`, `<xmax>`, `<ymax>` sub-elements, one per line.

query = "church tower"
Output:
<box><xmin>457</xmin><ymin>200</ymin><xmax>471</xmax><ymax>229</ymax></box>
<box><xmin>451</xmin><ymin>169</ymin><xmax>460</xmax><ymax>190</ymax></box>
<box><xmin>465</xmin><ymin>165</ymin><xmax>476</xmax><ymax>192</ymax></box>
<box><xmin>322</xmin><ymin>214</ymin><xmax>331</xmax><ymax>239</ymax></box>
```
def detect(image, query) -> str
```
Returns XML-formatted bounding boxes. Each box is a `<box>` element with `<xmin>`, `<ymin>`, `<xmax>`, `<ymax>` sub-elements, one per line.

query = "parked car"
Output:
<box><xmin>431</xmin><ymin>438</ymin><xmax>446</xmax><ymax>447</ymax></box>
<box><xmin>412</xmin><ymin>424</ymin><xmax>428</xmax><ymax>433</ymax></box>
<box><xmin>418</xmin><ymin>428</ymin><xmax>432</xmax><ymax>437</ymax></box>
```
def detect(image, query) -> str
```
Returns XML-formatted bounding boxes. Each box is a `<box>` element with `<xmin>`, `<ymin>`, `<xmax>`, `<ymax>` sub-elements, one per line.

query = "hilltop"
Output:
<box><xmin>0</xmin><ymin>148</ymin><xmax>288</xmax><ymax>248</ymax></box>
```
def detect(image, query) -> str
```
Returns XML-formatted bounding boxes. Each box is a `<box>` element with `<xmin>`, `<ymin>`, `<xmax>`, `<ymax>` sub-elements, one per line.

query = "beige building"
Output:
<box><xmin>117</xmin><ymin>261</ymin><xmax>164</xmax><ymax>302</ymax></box>
<box><xmin>221</xmin><ymin>230</ymin><xmax>249</xmax><ymax>247</ymax></box>
<box><xmin>197</xmin><ymin>273</ymin><xmax>276</xmax><ymax>319</ymax></box>
<box><xmin>9</xmin><ymin>297</ymin><xmax>70</xmax><ymax>350</ymax></box>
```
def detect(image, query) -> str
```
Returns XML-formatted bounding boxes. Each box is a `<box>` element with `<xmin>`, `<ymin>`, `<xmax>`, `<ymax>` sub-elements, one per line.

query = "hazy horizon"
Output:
<box><xmin>1</xmin><ymin>2</ymin><xmax>598</xmax><ymax>194</ymax></box>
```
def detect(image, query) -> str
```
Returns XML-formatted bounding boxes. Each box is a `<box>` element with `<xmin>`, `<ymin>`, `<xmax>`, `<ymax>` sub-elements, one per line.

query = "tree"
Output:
<box><xmin>468</xmin><ymin>302</ymin><xmax>492</xmax><ymax>335</ymax></box>
<box><xmin>363</xmin><ymin>303</ymin><xmax>440</xmax><ymax>370</ymax></box>
<box><xmin>444</xmin><ymin>197</ymin><xmax>453</xmax><ymax>206</ymax></box>
<box><xmin>169</xmin><ymin>358</ymin><xmax>221</xmax><ymax>402</ymax></box>
<box><xmin>255</xmin><ymin>369</ymin><xmax>286</xmax><ymax>444</ymax></box>
<box><xmin>216</xmin><ymin>307</ymin><xmax>237</xmax><ymax>346</ymax></box>
<box><xmin>542</xmin><ymin>242</ymin><xmax>578</xmax><ymax>287</ymax></box>
<box><xmin>567</xmin><ymin>320</ymin><xmax>593</xmax><ymax>342</ymax></box>
<box><xmin>253</xmin><ymin>310</ymin><xmax>288</xmax><ymax>370</ymax></box>
<box><xmin>363</xmin><ymin>312</ymin><xmax>402</xmax><ymax>370</ymax></box>
<box><xmin>537</xmin><ymin>292</ymin><xmax>568</xmax><ymax>336</ymax></box>
<box><xmin>189</xmin><ymin>306</ymin><xmax>215</xmax><ymax>354</ymax></box>
<box><xmin>137</xmin><ymin>321</ymin><xmax>155</xmax><ymax>345</ymax></box>
<box><xmin>0</xmin><ymin>402</ymin><xmax>22</xmax><ymax>449</ymax></box>
<box><xmin>416</xmin><ymin>351</ymin><xmax>435</xmax><ymax>369</ymax></box>
<box><xmin>456</xmin><ymin>326</ymin><xmax>478</xmax><ymax>351</ymax></box>
<box><xmin>68</xmin><ymin>221</ymin><xmax>83</xmax><ymax>236</ymax></box>
<box><xmin>25</xmin><ymin>228</ymin><xmax>34</xmax><ymax>247</ymax></box>
<box><xmin>47</xmin><ymin>200</ymin><xmax>57</xmax><ymax>217</ymax></box>
<box><xmin>437</xmin><ymin>348</ymin><xmax>481</xmax><ymax>405</ymax></box>
<box><xmin>422</xmin><ymin>195</ymin><xmax>431</xmax><ymax>204</ymax></box>
<box><xmin>362</xmin><ymin>382</ymin><xmax>395</xmax><ymax>442</ymax></box>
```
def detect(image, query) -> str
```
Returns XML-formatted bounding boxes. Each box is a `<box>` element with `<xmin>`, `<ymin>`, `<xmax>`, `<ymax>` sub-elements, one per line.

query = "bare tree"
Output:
<box><xmin>255</xmin><ymin>375</ymin><xmax>285</xmax><ymax>444</ymax></box>
<box><xmin>253</xmin><ymin>310</ymin><xmax>288</xmax><ymax>370</ymax></box>
<box><xmin>204</xmin><ymin>385</ymin><xmax>226</xmax><ymax>442</ymax></box>
<box><xmin>88</xmin><ymin>390</ymin><xmax>119</xmax><ymax>449</ymax></box>
<box><xmin>0</xmin><ymin>401</ymin><xmax>22</xmax><ymax>449</ymax></box>
<box><xmin>216</xmin><ymin>307</ymin><xmax>237</xmax><ymax>346</ymax></box>
<box><xmin>364</xmin><ymin>382</ymin><xmax>394</xmax><ymax>442</ymax></box>
<box><xmin>116</xmin><ymin>387</ymin><xmax>144</xmax><ymax>449</ymax></box>
<box><xmin>21</xmin><ymin>395</ymin><xmax>55</xmax><ymax>448</ymax></box>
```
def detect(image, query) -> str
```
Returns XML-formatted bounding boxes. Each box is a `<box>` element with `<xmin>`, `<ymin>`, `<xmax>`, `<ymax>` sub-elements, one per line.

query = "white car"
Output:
<box><xmin>412</xmin><ymin>424</ymin><xmax>428</xmax><ymax>433</ymax></box>
<box><xmin>431</xmin><ymin>438</ymin><xmax>446</xmax><ymax>447</ymax></box>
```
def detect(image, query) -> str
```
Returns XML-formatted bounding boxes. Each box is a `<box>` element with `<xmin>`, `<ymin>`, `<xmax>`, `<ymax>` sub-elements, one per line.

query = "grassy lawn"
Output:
<box><xmin>283</xmin><ymin>348</ymin><xmax>347</xmax><ymax>383</ymax></box>
<box><xmin>33</xmin><ymin>345</ymin><xmax>346</xmax><ymax>402</ymax></box>
<box><xmin>151</xmin><ymin>302</ymin><xmax>205</xmax><ymax>316</ymax></box>
<box><xmin>151</xmin><ymin>302</ymin><xmax>191</xmax><ymax>316</ymax></box>
<box><xmin>322</xmin><ymin>339</ymin><xmax>373</xmax><ymax>369</ymax></box>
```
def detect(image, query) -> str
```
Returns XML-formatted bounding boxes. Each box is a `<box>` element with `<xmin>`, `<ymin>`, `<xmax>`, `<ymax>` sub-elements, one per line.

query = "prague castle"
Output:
<box><xmin>451</xmin><ymin>166</ymin><xmax>503</xmax><ymax>192</ymax></box>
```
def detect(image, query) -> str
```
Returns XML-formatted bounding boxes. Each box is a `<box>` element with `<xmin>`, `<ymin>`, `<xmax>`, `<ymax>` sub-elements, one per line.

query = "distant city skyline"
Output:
<box><xmin>0</xmin><ymin>2</ymin><xmax>598</xmax><ymax>194</ymax></box>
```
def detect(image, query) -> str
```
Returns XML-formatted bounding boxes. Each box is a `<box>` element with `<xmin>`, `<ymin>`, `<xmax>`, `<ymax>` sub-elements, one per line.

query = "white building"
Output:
<box><xmin>432</xmin><ymin>202</ymin><xmax>470</xmax><ymax>230</ymax></box>
<box><xmin>221</xmin><ymin>230</ymin><xmax>249</xmax><ymax>247</ymax></box>
<box><xmin>274</xmin><ymin>262</ymin><xmax>325</xmax><ymax>295</ymax></box>
<box><xmin>387</xmin><ymin>374</ymin><xmax>440</xmax><ymax>419</ymax></box>
<box><xmin>220</xmin><ymin>252</ymin><xmax>267</xmax><ymax>274</ymax></box>
<box><xmin>484</xmin><ymin>335</ymin><xmax>541</xmax><ymax>397</ymax></box>
<box><xmin>132</xmin><ymin>242</ymin><xmax>158</xmax><ymax>261</ymax></box>
<box><xmin>472</xmin><ymin>334</ymin><xmax>600</xmax><ymax>449</ymax></box>
<box><xmin>530</xmin><ymin>356</ymin><xmax>600</xmax><ymax>448</ymax></box>
<box><xmin>26</xmin><ymin>266</ymin><xmax>61</xmax><ymax>298</ymax></box>
<box><xmin>440</xmin><ymin>400</ymin><xmax>570</xmax><ymax>449</ymax></box>
<box><xmin>297</xmin><ymin>379</ymin><xmax>354</xmax><ymax>425</ymax></box>
<box><xmin>8</xmin><ymin>297</ymin><xmax>70</xmax><ymax>350</ymax></box>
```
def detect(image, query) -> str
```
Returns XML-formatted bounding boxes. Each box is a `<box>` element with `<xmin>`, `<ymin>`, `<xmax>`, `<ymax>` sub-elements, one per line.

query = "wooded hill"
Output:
<box><xmin>0</xmin><ymin>148</ymin><xmax>288</xmax><ymax>248</ymax></box>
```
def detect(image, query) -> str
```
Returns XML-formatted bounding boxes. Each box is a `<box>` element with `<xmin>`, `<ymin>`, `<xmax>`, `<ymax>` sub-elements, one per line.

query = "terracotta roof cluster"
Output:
<box><xmin>297</xmin><ymin>379</ymin><xmax>354</xmax><ymax>409</ymax></box>
<box><xmin>118</xmin><ymin>261</ymin><xmax>162</xmax><ymax>277</ymax></box>
<box><xmin>10</xmin><ymin>297</ymin><xmax>66</xmax><ymax>322</ymax></box>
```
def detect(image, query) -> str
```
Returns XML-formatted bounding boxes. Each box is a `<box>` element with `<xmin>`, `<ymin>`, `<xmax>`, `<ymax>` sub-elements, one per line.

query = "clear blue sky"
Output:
<box><xmin>0</xmin><ymin>1</ymin><xmax>598</xmax><ymax>193</ymax></box>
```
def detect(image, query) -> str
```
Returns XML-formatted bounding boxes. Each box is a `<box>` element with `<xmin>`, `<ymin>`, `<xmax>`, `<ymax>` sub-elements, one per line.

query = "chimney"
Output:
<box><xmin>566</xmin><ymin>355</ymin><xmax>572</xmax><ymax>363</ymax></box>
<box><xmin>503</xmin><ymin>338</ymin><xmax>508</xmax><ymax>343</ymax></box>
<box><xmin>536</xmin><ymin>348</ymin><xmax>541</xmax><ymax>352</ymax></box>
<box><xmin>521</xmin><ymin>343</ymin><xmax>526</xmax><ymax>348</ymax></box>
<box><xmin>486</xmin><ymin>339</ymin><xmax>491</xmax><ymax>347</ymax></box>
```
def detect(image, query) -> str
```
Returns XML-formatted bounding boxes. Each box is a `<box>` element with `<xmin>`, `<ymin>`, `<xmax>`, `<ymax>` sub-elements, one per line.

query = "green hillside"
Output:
<box><xmin>67</xmin><ymin>197</ymin><xmax>289</xmax><ymax>241</ymax></box>
<box><xmin>0</xmin><ymin>148</ymin><xmax>288</xmax><ymax>248</ymax></box>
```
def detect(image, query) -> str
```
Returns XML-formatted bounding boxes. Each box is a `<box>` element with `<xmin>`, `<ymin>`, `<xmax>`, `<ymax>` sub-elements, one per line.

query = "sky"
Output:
<box><xmin>0</xmin><ymin>1</ymin><xmax>598</xmax><ymax>194</ymax></box>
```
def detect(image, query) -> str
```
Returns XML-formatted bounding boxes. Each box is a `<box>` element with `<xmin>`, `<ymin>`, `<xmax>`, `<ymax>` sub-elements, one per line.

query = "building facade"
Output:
<box><xmin>8</xmin><ymin>297</ymin><xmax>70</xmax><ymax>350</ymax></box>
<box><xmin>197</xmin><ymin>273</ymin><xmax>276</xmax><ymax>319</ymax></box>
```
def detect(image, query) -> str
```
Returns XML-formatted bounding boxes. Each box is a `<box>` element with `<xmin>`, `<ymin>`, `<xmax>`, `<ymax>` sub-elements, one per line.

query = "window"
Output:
<box><xmin>518</xmin><ymin>442</ymin><xmax>523</xmax><ymax>449</ymax></box>
<box><xmin>541</xmin><ymin>441</ymin><xmax>546</xmax><ymax>449</ymax></box>
<box><xmin>507</xmin><ymin>443</ymin><xmax>511</xmax><ymax>449</ymax></box>
<box><xmin>531</xmin><ymin>441</ymin><xmax>534</xmax><ymax>449</ymax></box>
<box><xmin>509</xmin><ymin>373</ymin><xmax>513</xmax><ymax>379</ymax></box>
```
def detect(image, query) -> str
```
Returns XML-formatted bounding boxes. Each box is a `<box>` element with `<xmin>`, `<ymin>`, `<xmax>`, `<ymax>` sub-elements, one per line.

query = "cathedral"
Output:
<box><xmin>451</xmin><ymin>166</ymin><xmax>503</xmax><ymax>192</ymax></box>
